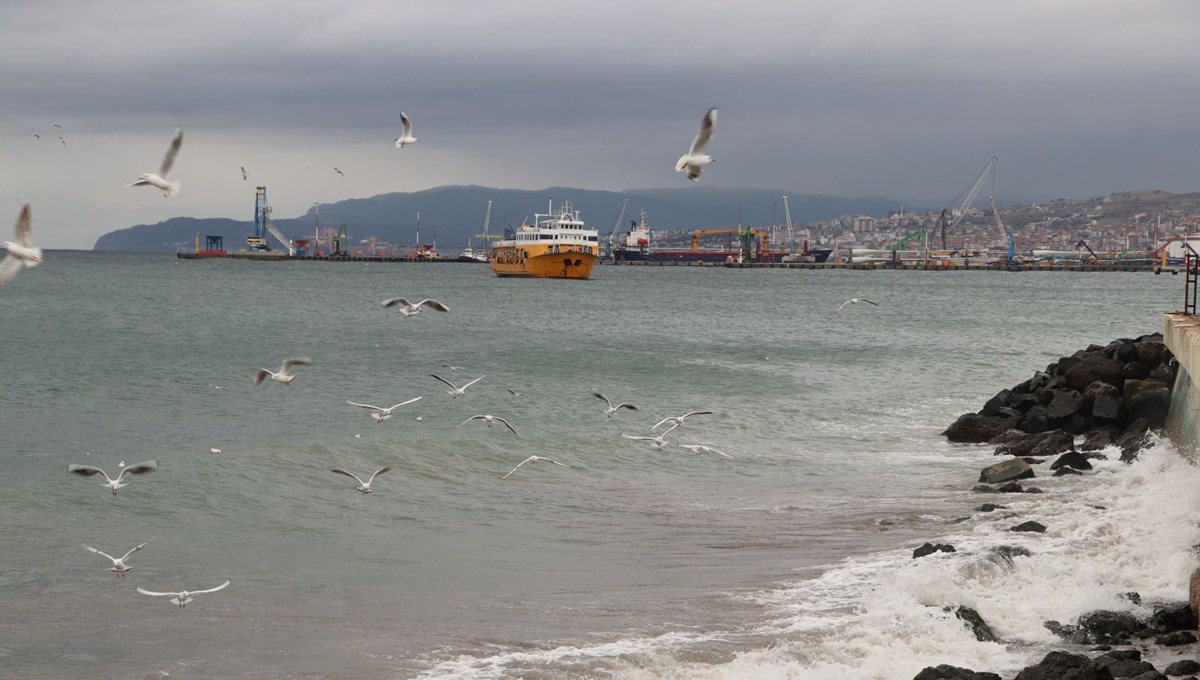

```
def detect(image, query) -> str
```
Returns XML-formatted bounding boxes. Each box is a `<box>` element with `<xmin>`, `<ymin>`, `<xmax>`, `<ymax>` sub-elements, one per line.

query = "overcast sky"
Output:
<box><xmin>3</xmin><ymin>0</ymin><xmax>1198</xmax><ymax>248</ymax></box>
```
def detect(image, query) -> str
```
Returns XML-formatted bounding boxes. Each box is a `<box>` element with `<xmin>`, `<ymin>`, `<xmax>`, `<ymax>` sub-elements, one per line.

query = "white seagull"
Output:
<box><xmin>254</xmin><ymin>357</ymin><xmax>314</xmax><ymax>385</ymax></box>
<box><xmin>137</xmin><ymin>580</ymin><xmax>229</xmax><ymax>608</ymax></box>
<box><xmin>395</xmin><ymin>111</ymin><xmax>420</xmax><ymax>148</ymax></box>
<box><xmin>678</xmin><ymin>444</ymin><xmax>731</xmax><ymax>458</ymax></box>
<box><xmin>622</xmin><ymin>423</ymin><xmax>679</xmax><ymax>451</ymax></box>
<box><xmin>458</xmin><ymin>414</ymin><xmax>518</xmax><ymax>435</ymax></box>
<box><xmin>501</xmin><ymin>455</ymin><xmax>569</xmax><ymax>480</ymax></box>
<box><xmin>592</xmin><ymin>389</ymin><xmax>637</xmax><ymax>418</ymax></box>
<box><xmin>346</xmin><ymin>396</ymin><xmax>422</xmax><ymax>424</ymax></box>
<box><xmin>240</xmin><ymin>165</ymin><xmax>248</xmax><ymax>180</ymax></box>
<box><xmin>429</xmin><ymin>373</ymin><xmax>483</xmax><ymax>398</ymax></box>
<box><xmin>330</xmin><ymin>467</ymin><xmax>390</xmax><ymax>493</ymax></box>
<box><xmin>0</xmin><ymin>205</ymin><xmax>42</xmax><ymax>289</ymax></box>
<box><xmin>381</xmin><ymin>297</ymin><xmax>449</xmax><ymax>316</ymax></box>
<box><xmin>675</xmin><ymin>107</ymin><xmax>717</xmax><ymax>182</ymax></box>
<box><xmin>651</xmin><ymin>411</ymin><xmax>714</xmax><ymax>430</ymax></box>
<box><xmin>124</xmin><ymin>127</ymin><xmax>184</xmax><ymax>197</ymax></box>
<box><xmin>837</xmin><ymin>297</ymin><xmax>879</xmax><ymax>312</ymax></box>
<box><xmin>83</xmin><ymin>540</ymin><xmax>151</xmax><ymax>577</ymax></box>
<box><xmin>442</xmin><ymin>364</ymin><xmax>464</xmax><ymax>371</ymax></box>
<box><xmin>31</xmin><ymin>128</ymin><xmax>39</xmax><ymax>139</ymax></box>
<box><xmin>67</xmin><ymin>460</ymin><xmax>158</xmax><ymax>495</ymax></box>
<box><xmin>334</xmin><ymin>167</ymin><xmax>344</xmax><ymax>177</ymax></box>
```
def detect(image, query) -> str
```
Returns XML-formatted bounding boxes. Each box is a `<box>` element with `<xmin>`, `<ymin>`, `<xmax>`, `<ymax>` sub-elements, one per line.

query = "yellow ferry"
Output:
<box><xmin>489</xmin><ymin>200</ymin><xmax>599</xmax><ymax>279</ymax></box>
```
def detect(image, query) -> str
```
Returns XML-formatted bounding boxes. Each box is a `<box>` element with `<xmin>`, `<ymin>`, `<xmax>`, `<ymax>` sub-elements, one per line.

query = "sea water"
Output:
<box><xmin>0</xmin><ymin>252</ymin><xmax>1195</xmax><ymax>679</ymax></box>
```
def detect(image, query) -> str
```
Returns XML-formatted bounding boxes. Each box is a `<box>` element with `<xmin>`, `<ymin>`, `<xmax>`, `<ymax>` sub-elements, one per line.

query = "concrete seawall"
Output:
<box><xmin>1163</xmin><ymin>313</ymin><xmax>1200</xmax><ymax>455</ymax></box>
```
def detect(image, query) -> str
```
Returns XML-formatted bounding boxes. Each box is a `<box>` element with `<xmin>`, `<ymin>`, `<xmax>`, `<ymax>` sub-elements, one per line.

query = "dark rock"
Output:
<box><xmin>993</xmin><ymin>545</ymin><xmax>1031</xmax><ymax>559</ymax></box>
<box><xmin>1156</xmin><ymin>630</ymin><xmax>1197</xmax><ymax>646</ymax></box>
<box><xmin>945</xmin><ymin>413</ymin><xmax>1016</xmax><ymax>443</ymax></box>
<box><xmin>980</xmin><ymin>458</ymin><xmax>1035</xmax><ymax>484</ymax></box>
<box><xmin>995</xmin><ymin>430</ymin><xmax>1060</xmax><ymax>456</ymax></box>
<box><xmin>1079</xmin><ymin>610</ymin><xmax>1144</xmax><ymax>639</ymax></box>
<box><xmin>1137</xmin><ymin>341</ymin><xmax>1164</xmax><ymax>364</ymax></box>
<box><xmin>1121</xmin><ymin>361</ymin><xmax>1152</xmax><ymax>380</ymax></box>
<box><xmin>1045</xmin><ymin>620</ymin><xmax>1086</xmax><ymax>643</ymax></box>
<box><xmin>1033</xmin><ymin>388</ymin><xmax>1056</xmax><ymax>406</ymax></box>
<box><xmin>1125</xmin><ymin>417</ymin><xmax>1150</xmax><ymax>435</ymax></box>
<box><xmin>976</xmin><ymin>503</ymin><xmax>1006</xmax><ymax>512</ymax></box>
<box><xmin>1031</xmin><ymin>430</ymin><xmax>1076</xmax><ymax>457</ymax></box>
<box><xmin>1119</xmin><ymin>592</ymin><xmax>1141</xmax><ymax>606</ymax></box>
<box><xmin>912</xmin><ymin>664</ymin><xmax>1001</xmax><ymax>680</ymax></box>
<box><xmin>1065</xmin><ymin>356</ymin><xmax>1125</xmax><ymax>391</ymax></box>
<box><xmin>1013</xmin><ymin>650</ymin><xmax>1115</xmax><ymax>680</ymax></box>
<box><xmin>988</xmin><ymin>428</ymin><xmax>1029</xmax><ymax>445</ymax></box>
<box><xmin>1165</xmin><ymin>660</ymin><xmax>1200</xmax><ymax>676</ymax></box>
<box><xmin>1150</xmin><ymin>604</ymin><xmax>1196</xmax><ymax>631</ymax></box>
<box><xmin>1103</xmin><ymin>649</ymin><xmax>1141</xmax><ymax>662</ymax></box>
<box><xmin>1114</xmin><ymin>341</ymin><xmax>1138</xmax><ymax>362</ymax></box>
<box><xmin>972</xmin><ymin>484</ymin><xmax>997</xmax><ymax>493</ymax></box>
<box><xmin>1093</xmin><ymin>654</ymin><xmax>1156</xmax><ymax>677</ymax></box>
<box><xmin>1014</xmin><ymin>392</ymin><xmax>1044</xmax><ymax>409</ymax></box>
<box><xmin>1023</xmin><ymin>457</ymin><xmax>1045</xmax><ymax>465</ymax></box>
<box><xmin>1118</xmin><ymin>431</ymin><xmax>1151</xmax><ymax>463</ymax></box>
<box><xmin>980</xmin><ymin>389</ymin><xmax>1011</xmax><ymax>416</ymax></box>
<box><xmin>1048</xmin><ymin>390</ymin><xmax>1085</xmax><ymax>419</ymax></box>
<box><xmin>998</xmin><ymin>481</ymin><xmax>1026</xmax><ymax>493</ymax></box>
<box><xmin>1054</xmin><ymin>467</ymin><xmax>1084</xmax><ymax>476</ymax></box>
<box><xmin>1019</xmin><ymin>406</ymin><xmax>1052</xmax><ymax>434</ymax></box>
<box><xmin>1081</xmin><ymin>425</ymin><xmax>1124</xmax><ymax>451</ymax></box>
<box><xmin>1052</xmin><ymin>450</ymin><xmax>1094</xmax><ymax>471</ymax></box>
<box><xmin>913</xmin><ymin>542</ymin><xmax>957</xmax><ymax>559</ymax></box>
<box><xmin>1149</xmin><ymin>362</ymin><xmax>1177</xmax><ymax>384</ymax></box>
<box><xmin>1093</xmin><ymin>393</ymin><xmax>1123</xmax><ymax>420</ymax></box>
<box><xmin>1024</xmin><ymin>486</ymin><xmax>1044</xmax><ymax>493</ymax></box>
<box><xmin>1129</xmin><ymin>387</ymin><xmax>1171</xmax><ymax>428</ymax></box>
<box><xmin>946</xmin><ymin>605</ymin><xmax>997</xmax><ymax>642</ymax></box>
<box><xmin>1124</xmin><ymin>379</ymin><xmax>1169</xmax><ymax>407</ymax></box>
<box><xmin>1011</xmin><ymin>520</ymin><xmax>1046</xmax><ymax>533</ymax></box>
<box><xmin>1063</xmin><ymin>414</ymin><xmax>1094</xmax><ymax>435</ymax></box>
<box><xmin>1084</xmin><ymin>380</ymin><xmax>1120</xmax><ymax>405</ymax></box>
<box><xmin>1056</xmin><ymin>355</ymin><xmax>1084</xmax><ymax>376</ymax></box>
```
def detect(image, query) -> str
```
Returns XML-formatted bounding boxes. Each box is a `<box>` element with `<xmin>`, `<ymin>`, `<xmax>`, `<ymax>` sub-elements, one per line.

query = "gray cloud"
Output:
<box><xmin>2</xmin><ymin>0</ymin><xmax>1198</xmax><ymax>247</ymax></box>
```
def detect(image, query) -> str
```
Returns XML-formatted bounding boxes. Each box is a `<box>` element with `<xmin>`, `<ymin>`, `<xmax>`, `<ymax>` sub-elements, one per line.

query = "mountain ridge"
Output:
<box><xmin>92</xmin><ymin>185</ymin><xmax>904</xmax><ymax>252</ymax></box>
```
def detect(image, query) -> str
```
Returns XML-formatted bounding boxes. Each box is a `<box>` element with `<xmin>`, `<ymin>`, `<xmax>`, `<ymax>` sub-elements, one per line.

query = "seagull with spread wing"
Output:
<box><xmin>501</xmin><ymin>455</ymin><xmax>568</xmax><ymax>480</ymax></box>
<box><xmin>381</xmin><ymin>297</ymin><xmax>449</xmax><ymax>316</ymax></box>
<box><xmin>67</xmin><ymin>460</ymin><xmax>158</xmax><ymax>496</ymax></box>
<box><xmin>429</xmin><ymin>373</ymin><xmax>483</xmax><ymax>398</ymax></box>
<box><xmin>137</xmin><ymin>580</ymin><xmax>229</xmax><ymax>608</ymax></box>
<box><xmin>837</xmin><ymin>297</ymin><xmax>879</xmax><ymax>312</ymax></box>
<box><xmin>0</xmin><ymin>204</ymin><xmax>42</xmax><ymax>289</ymax></box>
<box><xmin>330</xmin><ymin>467</ymin><xmax>390</xmax><ymax>493</ymax></box>
<box><xmin>83</xmin><ymin>540</ymin><xmax>151</xmax><ymax>577</ymax></box>
<box><xmin>592</xmin><ymin>390</ymin><xmax>637</xmax><ymax>418</ymax></box>
<box><xmin>395</xmin><ymin>111</ymin><xmax>420</xmax><ymax>148</ymax></box>
<box><xmin>675</xmin><ymin>107</ymin><xmax>717</xmax><ymax>182</ymax></box>
<box><xmin>458</xmin><ymin>414</ymin><xmax>518</xmax><ymax>435</ymax></box>
<box><xmin>124</xmin><ymin>128</ymin><xmax>184</xmax><ymax>197</ymax></box>
<box><xmin>254</xmin><ymin>357</ymin><xmax>314</xmax><ymax>385</ymax></box>
<box><xmin>346</xmin><ymin>396</ymin><xmax>422</xmax><ymax>424</ymax></box>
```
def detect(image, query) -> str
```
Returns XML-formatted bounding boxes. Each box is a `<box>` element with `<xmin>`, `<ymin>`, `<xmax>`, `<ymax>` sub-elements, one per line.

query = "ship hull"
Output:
<box><xmin>490</xmin><ymin>251</ymin><xmax>598</xmax><ymax>279</ymax></box>
<box><xmin>613</xmin><ymin>248</ymin><xmax>829</xmax><ymax>263</ymax></box>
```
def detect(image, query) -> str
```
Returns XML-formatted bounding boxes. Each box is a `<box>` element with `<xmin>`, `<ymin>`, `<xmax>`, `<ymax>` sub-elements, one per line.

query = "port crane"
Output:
<box><xmin>605</xmin><ymin>198</ymin><xmax>628</xmax><ymax>257</ymax></box>
<box><xmin>1076</xmin><ymin>239</ymin><xmax>1099</xmax><ymax>263</ymax></box>
<box><xmin>782</xmin><ymin>195</ymin><xmax>795</xmax><ymax>254</ymax></box>
<box><xmin>249</xmin><ymin>186</ymin><xmax>294</xmax><ymax>255</ymax></box>
<box><xmin>936</xmin><ymin>156</ymin><xmax>997</xmax><ymax>251</ymax></box>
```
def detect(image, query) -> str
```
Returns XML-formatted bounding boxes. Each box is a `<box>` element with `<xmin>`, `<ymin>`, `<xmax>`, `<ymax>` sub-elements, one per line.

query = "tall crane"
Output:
<box><xmin>782</xmin><ymin>195</ymin><xmax>795</xmax><ymax>253</ymax></box>
<box><xmin>250</xmin><ymin>186</ymin><xmax>294</xmax><ymax>255</ymax></box>
<box><xmin>937</xmin><ymin>156</ymin><xmax>997</xmax><ymax>251</ymax></box>
<box><xmin>605</xmin><ymin>198</ymin><xmax>628</xmax><ymax>257</ymax></box>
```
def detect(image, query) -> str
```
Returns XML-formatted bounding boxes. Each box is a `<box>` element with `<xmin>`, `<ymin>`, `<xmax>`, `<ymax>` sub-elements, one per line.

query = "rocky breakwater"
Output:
<box><xmin>910</xmin><ymin>334</ymin><xmax>1193</xmax><ymax>680</ymax></box>
<box><xmin>943</xmin><ymin>333</ymin><xmax>1176</xmax><ymax>466</ymax></box>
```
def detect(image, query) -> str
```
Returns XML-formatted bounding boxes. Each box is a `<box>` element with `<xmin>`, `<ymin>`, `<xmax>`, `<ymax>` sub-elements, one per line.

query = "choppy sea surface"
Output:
<box><xmin>1</xmin><ymin>252</ymin><xmax>1197</xmax><ymax>680</ymax></box>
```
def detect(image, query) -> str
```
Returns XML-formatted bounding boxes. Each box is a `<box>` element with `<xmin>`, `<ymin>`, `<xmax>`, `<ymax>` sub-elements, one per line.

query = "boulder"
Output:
<box><xmin>1062</xmin><ymin>413</ymin><xmax>1094</xmax><ymax>435</ymax></box>
<box><xmin>995</xmin><ymin>430</ymin><xmax>1063</xmax><ymax>457</ymax></box>
<box><xmin>1136</xmin><ymin>341</ymin><xmax>1164</xmax><ymax>364</ymax></box>
<box><xmin>1129</xmin><ymin>387</ymin><xmax>1171</xmax><ymax>428</ymax></box>
<box><xmin>998</xmin><ymin>481</ymin><xmax>1026</xmax><ymax>493</ymax></box>
<box><xmin>944</xmin><ymin>413</ymin><xmax>1016</xmax><ymax>443</ymax></box>
<box><xmin>1031</xmin><ymin>430</ymin><xmax>1076</xmax><ymax>457</ymax></box>
<box><xmin>1121</xmin><ymin>361</ymin><xmax>1152</xmax><ymax>380</ymax></box>
<box><xmin>1011</xmin><ymin>520</ymin><xmax>1046</xmax><ymax>533</ymax></box>
<box><xmin>913</xmin><ymin>542</ymin><xmax>957</xmax><ymax>559</ymax></box>
<box><xmin>1149</xmin><ymin>361</ymin><xmax>1177</xmax><ymax>384</ymax></box>
<box><xmin>976</xmin><ymin>503</ymin><xmax>1006</xmax><ymax>512</ymax></box>
<box><xmin>1013</xmin><ymin>651</ymin><xmax>1116</xmax><ymax>680</ymax></box>
<box><xmin>1124</xmin><ymin>379</ymin><xmax>1169</xmax><ymax>407</ymax></box>
<box><xmin>1092</xmin><ymin>654</ymin><xmax>1156</xmax><ymax>677</ymax></box>
<box><xmin>1018</xmin><ymin>406</ymin><xmax>1052</xmax><ymax>434</ymax></box>
<box><xmin>1113</xmin><ymin>341</ymin><xmax>1138</xmax><ymax>362</ymax></box>
<box><xmin>1150</xmin><ymin>603</ymin><xmax>1197</xmax><ymax>631</ymax></box>
<box><xmin>979</xmin><ymin>458</ymin><xmax>1035</xmax><ymax>484</ymax></box>
<box><xmin>946</xmin><ymin>605</ymin><xmax>997</xmax><ymax>642</ymax></box>
<box><xmin>1081</xmin><ymin>425</ymin><xmax>1123</xmax><ymax>451</ymax></box>
<box><xmin>1156</xmin><ymin>630</ymin><xmax>1197</xmax><ymax>646</ymax></box>
<box><xmin>980</xmin><ymin>389</ymin><xmax>1011</xmax><ymax>416</ymax></box>
<box><xmin>1078</xmin><ymin>610</ymin><xmax>1143</xmax><ymax>640</ymax></box>
<box><xmin>1065</xmin><ymin>356</ymin><xmax>1124</xmax><ymax>391</ymax></box>
<box><xmin>1054</xmin><ymin>467</ymin><xmax>1083</xmax><ymax>476</ymax></box>
<box><xmin>1164</xmin><ymin>660</ymin><xmax>1200</xmax><ymax>676</ymax></box>
<box><xmin>1083</xmin><ymin>380</ymin><xmax>1120</xmax><ymax>405</ymax></box>
<box><xmin>912</xmin><ymin>665</ymin><xmax>1001</xmax><ymax>680</ymax></box>
<box><xmin>1047</xmin><ymin>390</ymin><xmax>1085</xmax><ymax>419</ymax></box>
<box><xmin>1092</xmin><ymin>393</ymin><xmax>1122</xmax><ymax>420</ymax></box>
<box><xmin>1051</xmin><ymin>451</ymin><xmax>1094</xmax><ymax>471</ymax></box>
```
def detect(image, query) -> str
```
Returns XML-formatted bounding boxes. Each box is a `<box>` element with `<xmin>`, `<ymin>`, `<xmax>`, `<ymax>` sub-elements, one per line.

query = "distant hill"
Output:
<box><xmin>92</xmin><ymin>185</ymin><xmax>903</xmax><ymax>253</ymax></box>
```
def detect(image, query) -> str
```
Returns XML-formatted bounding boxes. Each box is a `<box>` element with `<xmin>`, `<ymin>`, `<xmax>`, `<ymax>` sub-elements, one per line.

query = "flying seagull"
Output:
<box><xmin>395</xmin><ymin>111</ymin><xmax>420</xmax><ymax>148</ymax></box>
<box><xmin>429</xmin><ymin>373</ymin><xmax>484</xmax><ymax>398</ymax></box>
<box><xmin>507</xmin><ymin>388</ymin><xmax>523</xmax><ymax>397</ymax></box>
<box><xmin>651</xmin><ymin>411</ymin><xmax>714</xmax><ymax>430</ymax></box>
<box><xmin>442</xmin><ymin>364</ymin><xmax>464</xmax><ymax>371</ymax></box>
<box><xmin>31</xmin><ymin>128</ymin><xmax>39</xmax><ymax>139</ymax></box>
<box><xmin>240</xmin><ymin>165</ymin><xmax>248</xmax><ymax>180</ymax></box>
<box><xmin>346</xmin><ymin>396</ymin><xmax>422</xmax><ymax>424</ymax></box>
<box><xmin>622</xmin><ymin>423</ymin><xmax>678</xmax><ymax>451</ymax></box>
<box><xmin>0</xmin><ymin>205</ymin><xmax>42</xmax><ymax>289</ymax></box>
<box><xmin>458</xmin><ymin>414</ymin><xmax>518</xmax><ymax>435</ymax></box>
<box><xmin>837</xmin><ymin>297</ymin><xmax>879</xmax><ymax>312</ymax></box>
<box><xmin>51</xmin><ymin>120</ymin><xmax>62</xmax><ymax>128</ymax></box>
<box><xmin>334</xmin><ymin>167</ymin><xmax>344</xmax><ymax>177</ymax></box>
<box><xmin>67</xmin><ymin>460</ymin><xmax>158</xmax><ymax>495</ymax></box>
<box><xmin>501</xmin><ymin>455</ymin><xmax>568</xmax><ymax>480</ymax></box>
<box><xmin>58</xmin><ymin>136</ymin><xmax>66</xmax><ymax>147</ymax></box>
<box><xmin>678</xmin><ymin>443</ymin><xmax>731</xmax><ymax>458</ymax></box>
<box><xmin>124</xmin><ymin>127</ymin><xmax>184</xmax><ymax>197</ymax></box>
<box><xmin>381</xmin><ymin>297</ymin><xmax>449</xmax><ymax>316</ymax></box>
<box><xmin>137</xmin><ymin>580</ymin><xmax>229</xmax><ymax>608</ymax></box>
<box><xmin>592</xmin><ymin>390</ymin><xmax>637</xmax><ymax>418</ymax></box>
<box><xmin>83</xmin><ymin>540</ymin><xmax>151</xmax><ymax>577</ymax></box>
<box><xmin>675</xmin><ymin>107</ymin><xmax>717</xmax><ymax>182</ymax></box>
<box><xmin>330</xmin><ymin>467</ymin><xmax>390</xmax><ymax>493</ymax></box>
<box><xmin>254</xmin><ymin>357</ymin><xmax>314</xmax><ymax>385</ymax></box>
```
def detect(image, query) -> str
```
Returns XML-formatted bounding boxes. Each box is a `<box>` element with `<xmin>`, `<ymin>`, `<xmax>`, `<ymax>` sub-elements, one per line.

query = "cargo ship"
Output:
<box><xmin>488</xmin><ymin>200</ymin><xmax>599</xmax><ymax>279</ymax></box>
<box><xmin>612</xmin><ymin>211</ymin><xmax>829</xmax><ymax>263</ymax></box>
